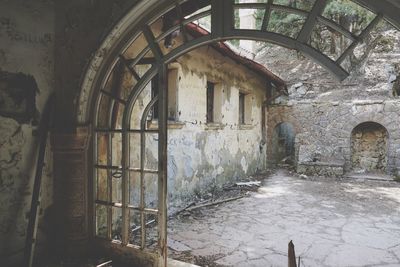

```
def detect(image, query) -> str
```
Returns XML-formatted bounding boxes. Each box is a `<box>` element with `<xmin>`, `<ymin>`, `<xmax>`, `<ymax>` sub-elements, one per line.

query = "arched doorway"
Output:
<box><xmin>351</xmin><ymin>122</ymin><xmax>388</xmax><ymax>174</ymax></box>
<box><xmin>75</xmin><ymin>1</ymin><xmax>393</xmax><ymax>266</ymax></box>
<box><xmin>271</xmin><ymin>122</ymin><xmax>295</xmax><ymax>165</ymax></box>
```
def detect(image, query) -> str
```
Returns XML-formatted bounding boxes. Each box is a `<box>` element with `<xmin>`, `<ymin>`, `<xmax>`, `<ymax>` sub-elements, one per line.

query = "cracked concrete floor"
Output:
<box><xmin>168</xmin><ymin>169</ymin><xmax>400</xmax><ymax>267</ymax></box>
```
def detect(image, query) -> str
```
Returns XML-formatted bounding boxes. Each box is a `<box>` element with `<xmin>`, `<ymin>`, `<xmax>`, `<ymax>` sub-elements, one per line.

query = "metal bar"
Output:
<box><xmin>125</xmin><ymin>46</ymin><xmax>151</xmax><ymax>69</ymax></box>
<box><xmin>235</xmin><ymin>29</ymin><xmax>349</xmax><ymax>80</ymax></box>
<box><xmin>129</xmin><ymin>168</ymin><xmax>159</xmax><ymax>174</ymax></box>
<box><xmin>95</xmin><ymin>165</ymin><xmax>123</xmax><ymax>170</ymax></box>
<box><xmin>107</xmin><ymin>132</ymin><xmax>112</xmax><ymax>240</ymax></box>
<box><xmin>95</xmin><ymin>200</ymin><xmax>123</xmax><ymax>208</ymax></box>
<box><xmin>121</xmin><ymin>88</ymin><xmax>130</xmax><ymax>245</ymax></box>
<box><xmin>119</xmin><ymin>55</ymin><xmax>141</xmax><ymax>82</ymax></box>
<box><xmin>336</xmin><ymin>14</ymin><xmax>382</xmax><ymax>64</ymax></box>
<box><xmin>261</xmin><ymin>0</ymin><xmax>274</xmax><ymax>31</ymax></box>
<box><xmin>175</xmin><ymin>3</ymin><xmax>189</xmax><ymax>43</ymax></box>
<box><xmin>24</xmin><ymin>94</ymin><xmax>54</xmax><ymax>267</ymax></box>
<box><xmin>157</xmin><ymin>63</ymin><xmax>168</xmax><ymax>267</ymax></box>
<box><xmin>143</xmin><ymin>26</ymin><xmax>163</xmax><ymax>61</ymax></box>
<box><xmin>139</xmin><ymin>100</ymin><xmax>147</xmax><ymax>250</ymax></box>
<box><xmin>353</xmin><ymin>0</ymin><xmax>400</xmax><ymax>30</ymax></box>
<box><xmin>233</xmin><ymin>2</ymin><xmax>273</xmax><ymax>9</ymax></box>
<box><xmin>211</xmin><ymin>0</ymin><xmax>224</xmax><ymax>38</ymax></box>
<box><xmin>110</xmin><ymin>60</ymin><xmax>125</xmax><ymax>130</ymax></box>
<box><xmin>127</xmin><ymin>57</ymin><xmax>157</xmax><ymax>66</ymax></box>
<box><xmin>317</xmin><ymin>16</ymin><xmax>357</xmax><ymax>42</ymax></box>
<box><xmin>100</xmin><ymin>90</ymin><xmax>127</xmax><ymax>105</ymax></box>
<box><xmin>95</xmin><ymin>128</ymin><xmax>159</xmax><ymax>133</ymax></box>
<box><xmin>137</xmin><ymin>85</ymin><xmax>160</xmax><ymax>249</ymax></box>
<box><xmin>271</xmin><ymin>4</ymin><xmax>307</xmax><ymax>16</ymax></box>
<box><xmin>297</xmin><ymin>0</ymin><xmax>327</xmax><ymax>43</ymax></box>
<box><xmin>127</xmin><ymin>206</ymin><xmax>158</xmax><ymax>214</ymax></box>
<box><xmin>155</xmin><ymin>10</ymin><xmax>211</xmax><ymax>43</ymax></box>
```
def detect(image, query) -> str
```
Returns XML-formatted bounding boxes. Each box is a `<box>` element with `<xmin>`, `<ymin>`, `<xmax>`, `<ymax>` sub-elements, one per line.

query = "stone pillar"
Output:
<box><xmin>51</xmin><ymin>126</ymin><xmax>91</xmax><ymax>257</ymax></box>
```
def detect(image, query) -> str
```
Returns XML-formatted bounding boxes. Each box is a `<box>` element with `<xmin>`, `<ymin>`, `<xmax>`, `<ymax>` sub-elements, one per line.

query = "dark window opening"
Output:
<box><xmin>207</xmin><ymin>81</ymin><xmax>214</xmax><ymax>123</ymax></box>
<box><xmin>239</xmin><ymin>92</ymin><xmax>245</xmax><ymax>124</ymax></box>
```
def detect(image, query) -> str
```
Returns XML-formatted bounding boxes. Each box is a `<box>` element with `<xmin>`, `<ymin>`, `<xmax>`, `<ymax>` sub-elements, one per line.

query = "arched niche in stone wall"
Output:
<box><xmin>271</xmin><ymin>122</ymin><xmax>296</xmax><ymax>165</ymax></box>
<box><xmin>350</xmin><ymin>121</ymin><xmax>389</xmax><ymax>174</ymax></box>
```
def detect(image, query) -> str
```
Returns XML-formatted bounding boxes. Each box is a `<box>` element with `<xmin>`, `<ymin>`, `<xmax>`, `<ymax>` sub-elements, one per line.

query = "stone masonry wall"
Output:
<box><xmin>267</xmin><ymin>100</ymin><xmax>400</xmax><ymax>176</ymax></box>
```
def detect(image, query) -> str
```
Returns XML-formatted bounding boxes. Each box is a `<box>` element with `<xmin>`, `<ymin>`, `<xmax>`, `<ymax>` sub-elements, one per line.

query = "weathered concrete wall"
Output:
<box><xmin>130</xmin><ymin>44</ymin><xmax>268</xmax><ymax>212</ymax></box>
<box><xmin>0</xmin><ymin>0</ymin><xmax>54</xmax><ymax>265</ymax></box>
<box><xmin>168</xmin><ymin>48</ymin><xmax>267</xmax><ymax>212</ymax></box>
<box><xmin>267</xmin><ymin>100</ymin><xmax>400</xmax><ymax>176</ymax></box>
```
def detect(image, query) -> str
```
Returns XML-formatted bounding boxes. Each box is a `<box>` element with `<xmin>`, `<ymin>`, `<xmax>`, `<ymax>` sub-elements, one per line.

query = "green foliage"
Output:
<box><xmin>323</xmin><ymin>0</ymin><xmax>375</xmax><ymax>34</ymax></box>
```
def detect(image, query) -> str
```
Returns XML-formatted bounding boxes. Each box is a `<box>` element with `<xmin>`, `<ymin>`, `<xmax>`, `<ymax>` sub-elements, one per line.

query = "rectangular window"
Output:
<box><xmin>207</xmin><ymin>81</ymin><xmax>214</xmax><ymax>123</ymax></box>
<box><xmin>239</xmin><ymin>92</ymin><xmax>245</xmax><ymax>124</ymax></box>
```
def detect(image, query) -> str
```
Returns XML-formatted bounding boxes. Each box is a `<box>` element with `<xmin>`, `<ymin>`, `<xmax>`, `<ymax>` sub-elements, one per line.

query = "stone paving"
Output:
<box><xmin>168</xmin><ymin>170</ymin><xmax>400</xmax><ymax>267</ymax></box>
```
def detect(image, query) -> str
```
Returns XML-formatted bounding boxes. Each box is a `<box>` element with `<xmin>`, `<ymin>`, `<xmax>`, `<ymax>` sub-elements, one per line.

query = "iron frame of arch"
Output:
<box><xmin>86</xmin><ymin>1</ymin><xmax>397</xmax><ymax>266</ymax></box>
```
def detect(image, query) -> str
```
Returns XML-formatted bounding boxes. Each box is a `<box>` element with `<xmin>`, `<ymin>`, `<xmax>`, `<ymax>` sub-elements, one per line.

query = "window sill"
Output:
<box><xmin>147</xmin><ymin>120</ymin><xmax>185</xmax><ymax>130</ymax></box>
<box><xmin>205</xmin><ymin>123</ymin><xmax>225</xmax><ymax>130</ymax></box>
<box><xmin>238</xmin><ymin>124</ymin><xmax>254</xmax><ymax>130</ymax></box>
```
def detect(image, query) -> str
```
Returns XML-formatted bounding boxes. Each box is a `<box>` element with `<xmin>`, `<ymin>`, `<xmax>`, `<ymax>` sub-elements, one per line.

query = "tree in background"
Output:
<box><xmin>253</xmin><ymin>0</ymin><xmax>396</xmax><ymax>74</ymax></box>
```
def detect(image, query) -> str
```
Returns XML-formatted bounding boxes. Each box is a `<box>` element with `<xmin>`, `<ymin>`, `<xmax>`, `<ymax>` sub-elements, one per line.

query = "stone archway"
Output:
<box><xmin>73</xmin><ymin>1</ymin><xmax>398</xmax><ymax>266</ymax></box>
<box><xmin>271</xmin><ymin>122</ymin><xmax>295</xmax><ymax>164</ymax></box>
<box><xmin>351</xmin><ymin>122</ymin><xmax>388</xmax><ymax>174</ymax></box>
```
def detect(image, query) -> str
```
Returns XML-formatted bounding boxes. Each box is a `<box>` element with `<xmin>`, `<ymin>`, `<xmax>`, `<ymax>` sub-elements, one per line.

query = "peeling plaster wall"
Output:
<box><xmin>267</xmin><ymin>100</ymin><xmax>400</xmax><ymax>176</ymax></box>
<box><xmin>0</xmin><ymin>0</ymin><xmax>54</xmax><ymax>265</ymax></box>
<box><xmin>125</xmin><ymin>43</ymin><xmax>268</xmax><ymax>212</ymax></box>
<box><xmin>166</xmin><ymin>46</ymin><xmax>267</xmax><ymax>211</ymax></box>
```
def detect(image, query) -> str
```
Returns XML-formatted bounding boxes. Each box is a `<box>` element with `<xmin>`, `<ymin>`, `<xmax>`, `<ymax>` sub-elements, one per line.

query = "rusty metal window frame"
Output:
<box><xmin>87</xmin><ymin>1</ymin><xmax>389</xmax><ymax>266</ymax></box>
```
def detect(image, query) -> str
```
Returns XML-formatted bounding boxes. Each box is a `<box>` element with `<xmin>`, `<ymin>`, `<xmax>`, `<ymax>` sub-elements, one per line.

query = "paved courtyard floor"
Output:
<box><xmin>168</xmin><ymin>169</ymin><xmax>400</xmax><ymax>267</ymax></box>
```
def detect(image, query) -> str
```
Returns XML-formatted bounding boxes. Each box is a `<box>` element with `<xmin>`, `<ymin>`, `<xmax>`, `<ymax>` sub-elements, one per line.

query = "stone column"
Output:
<box><xmin>51</xmin><ymin>126</ymin><xmax>91</xmax><ymax>257</ymax></box>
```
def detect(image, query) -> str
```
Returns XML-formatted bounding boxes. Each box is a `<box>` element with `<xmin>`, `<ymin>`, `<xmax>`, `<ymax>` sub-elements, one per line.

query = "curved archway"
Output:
<box><xmin>271</xmin><ymin>122</ymin><xmax>296</xmax><ymax>165</ymax></box>
<box><xmin>351</xmin><ymin>121</ymin><xmax>389</xmax><ymax>174</ymax></box>
<box><xmin>75</xmin><ymin>1</ymin><xmax>397</xmax><ymax>265</ymax></box>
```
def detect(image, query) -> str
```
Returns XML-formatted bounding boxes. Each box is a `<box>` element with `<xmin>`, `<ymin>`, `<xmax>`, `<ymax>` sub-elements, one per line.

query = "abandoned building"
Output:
<box><xmin>1</xmin><ymin>0</ymin><xmax>400</xmax><ymax>267</ymax></box>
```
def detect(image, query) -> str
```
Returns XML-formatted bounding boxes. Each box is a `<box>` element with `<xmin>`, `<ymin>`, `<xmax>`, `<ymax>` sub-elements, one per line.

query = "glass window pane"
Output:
<box><xmin>97</xmin><ymin>133</ymin><xmax>108</xmax><ymax>165</ymax></box>
<box><xmin>273</xmin><ymin>0</ymin><xmax>316</xmax><ymax>12</ymax></box>
<box><xmin>96</xmin><ymin>204</ymin><xmax>107</xmax><ymax>238</ymax></box>
<box><xmin>111</xmin><ymin>133</ymin><xmax>122</xmax><ymax>167</ymax></box>
<box><xmin>145</xmin><ymin>173</ymin><xmax>158</xmax><ymax>209</ymax></box>
<box><xmin>129</xmin><ymin>171</ymin><xmax>140</xmax><ymax>207</ymax></box>
<box><xmin>322</xmin><ymin>0</ymin><xmax>376</xmax><ymax>35</ymax></box>
<box><xmin>267</xmin><ymin>10</ymin><xmax>306</xmax><ymax>39</ymax></box>
<box><xmin>97</xmin><ymin>94</ymin><xmax>112</xmax><ymax>128</ymax></box>
<box><xmin>130</xmin><ymin>133</ymin><xmax>141</xmax><ymax>169</ymax></box>
<box><xmin>112</xmin><ymin>174</ymin><xmax>122</xmax><ymax>204</ymax></box>
<box><xmin>112</xmin><ymin>207</ymin><xmax>122</xmax><ymax>242</ymax></box>
<box><xmin>145</xmin><ymin>133</ymin><xmax>158</xmax><ymax>171</ymax></box>
<box><xmin>145</xmin><ymin>213</ymin><xmax>158</xmax><ymax>250</ymax></box>
<box><xmin>129</xmin><ymin>210</ymin><xmax>142</xmax><ymax>246</ymax></box>
<box><xmin>309</xmin><ymin>22</ymin><xmax>353</xmax><ymax>61</ymax></box>
<box><xmin>96</xmin><ymin>168</ymin><xmax>108</xmax><ymax>201</ymax></box>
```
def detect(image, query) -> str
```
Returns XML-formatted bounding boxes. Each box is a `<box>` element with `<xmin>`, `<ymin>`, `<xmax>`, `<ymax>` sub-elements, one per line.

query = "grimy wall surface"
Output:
<box><xmin>162</xmin><ymin>45</ymin><xmax>267</xmax><ymax>212</ymax></box>
<box><xmin>0</xmin><ymin>0</ymin><xmax>54</xmax><ymax>264</ymax></box>
<box><xmin>267</xmin><ymin>100</ymin><xmax>400</xmax><ymax>176</ymax></box>
<box><xmin>1</xmin><ymin>0</ymin><xmax>140</xmax><ymax>265</ymax></box>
